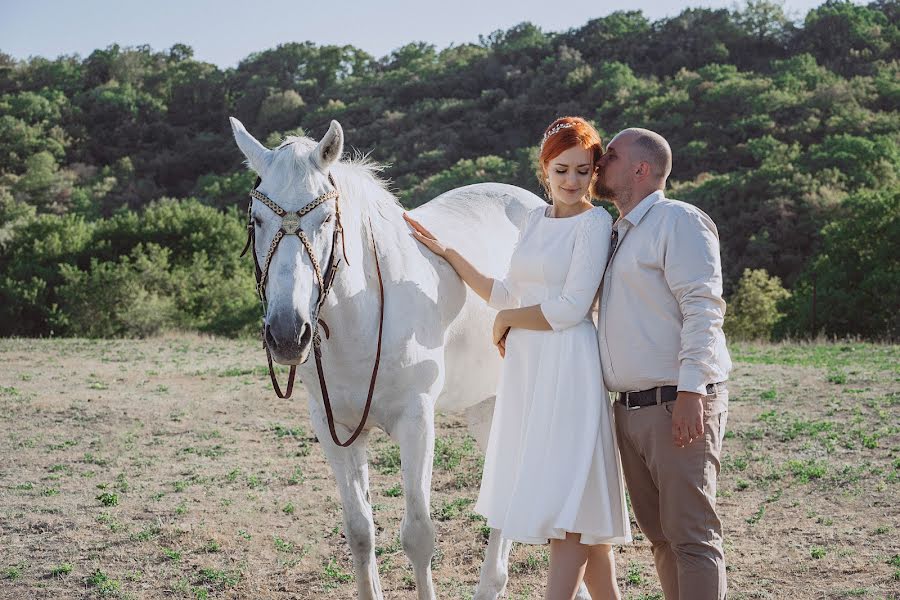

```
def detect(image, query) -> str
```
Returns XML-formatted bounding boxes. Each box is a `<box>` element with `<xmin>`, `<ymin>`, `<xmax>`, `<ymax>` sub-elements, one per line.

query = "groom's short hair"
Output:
<box><xmin>620</xmin><ymin>128</ymin><xmax>672</xmax><ymax>182</ymax></box>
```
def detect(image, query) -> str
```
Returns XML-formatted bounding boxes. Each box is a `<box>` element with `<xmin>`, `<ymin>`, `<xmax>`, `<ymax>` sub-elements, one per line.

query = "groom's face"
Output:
<box><xmin>592</xmin><ymin>134</ymin><xmax>631</xmax><ymax>201</ymax></box>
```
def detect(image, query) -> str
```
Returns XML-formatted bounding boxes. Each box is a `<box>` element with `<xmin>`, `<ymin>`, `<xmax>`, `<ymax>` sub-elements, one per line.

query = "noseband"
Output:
<box><xmin>241</xmin><ymin>173</ymin><xmax>384</xmax><ymax>447</ymax></box>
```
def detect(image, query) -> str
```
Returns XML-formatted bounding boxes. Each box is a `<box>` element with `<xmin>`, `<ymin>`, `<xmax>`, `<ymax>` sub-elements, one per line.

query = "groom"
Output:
<box><xmin>593</xmin><ymin>128</ymin><xmax>732</xmax><ymax>600</ymax></box>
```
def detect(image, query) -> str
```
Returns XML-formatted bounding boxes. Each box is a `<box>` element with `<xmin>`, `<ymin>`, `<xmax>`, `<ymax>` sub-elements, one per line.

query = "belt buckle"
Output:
<box><xmin>625</xmin><ymin>391</ymin><xmax>642</xmax><ymax>410</ymax></box>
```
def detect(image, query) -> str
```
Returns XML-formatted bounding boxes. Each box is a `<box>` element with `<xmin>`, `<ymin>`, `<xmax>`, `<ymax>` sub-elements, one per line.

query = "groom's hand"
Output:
<box><xmin>671</xmin><ymin>391</ymin><xmax>704</xmax><ymax>447</ymax></box>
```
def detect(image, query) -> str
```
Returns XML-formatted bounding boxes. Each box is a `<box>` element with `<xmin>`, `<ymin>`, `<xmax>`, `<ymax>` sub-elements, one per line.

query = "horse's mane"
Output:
<box><xmin>276</xmin><ymin>135</ymin><xmax>402</xmax><ymax>218</ymax></box>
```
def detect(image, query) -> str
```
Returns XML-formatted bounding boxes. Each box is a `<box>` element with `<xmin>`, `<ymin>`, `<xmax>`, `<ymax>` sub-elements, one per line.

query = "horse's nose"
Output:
<box><xmin>265</xmin><ymin>320</ymin><xmax>312</xmax><ymax>364</ymax></box>
<box><xmin>298</xmin><ymin>322</ymin><xmax>311</xmax><ymax>351</ymax></box>
<box><xmin>264</xmin><ymin>323</ymin><xmax>279</xmax><ymax>352</ymax></box>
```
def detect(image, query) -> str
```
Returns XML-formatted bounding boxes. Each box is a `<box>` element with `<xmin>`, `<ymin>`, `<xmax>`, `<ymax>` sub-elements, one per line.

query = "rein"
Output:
<box><xmin>242</xmin><ymin>173</ymin><xmax>384</xmax><ymax>447</ymax></box>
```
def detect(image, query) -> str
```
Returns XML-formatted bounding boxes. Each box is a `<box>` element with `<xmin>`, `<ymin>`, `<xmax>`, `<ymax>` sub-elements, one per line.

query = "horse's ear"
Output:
<box><xmin>313</xmin><ymin>120</ymin><xmax>344</xmax><ymax>171</ymax></box>
<box><xmin>230</xmin><ymin>117</ymin><xmax>272</xmax><ymax>175</ymax></box>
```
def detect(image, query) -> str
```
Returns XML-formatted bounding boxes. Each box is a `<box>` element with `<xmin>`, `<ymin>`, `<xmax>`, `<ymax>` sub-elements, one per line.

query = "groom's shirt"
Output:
<box><xmin>598</xmin><ymin>190</ymin><xmax>731</xmax><ymax>394</ymax></box>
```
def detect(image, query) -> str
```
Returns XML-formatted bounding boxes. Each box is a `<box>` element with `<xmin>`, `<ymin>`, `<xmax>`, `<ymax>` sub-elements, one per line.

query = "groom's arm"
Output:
<box><xmin>664</xmin><ymin>208</ymin><xmax>727</xmax><ymax>447</ymax></box>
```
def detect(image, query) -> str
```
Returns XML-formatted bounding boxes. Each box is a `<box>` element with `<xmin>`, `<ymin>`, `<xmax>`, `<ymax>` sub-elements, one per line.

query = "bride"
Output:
<box><xmin>405</xmin><ymin>116</ymin><xmax>631</xmax><ymax>600</ymax></box>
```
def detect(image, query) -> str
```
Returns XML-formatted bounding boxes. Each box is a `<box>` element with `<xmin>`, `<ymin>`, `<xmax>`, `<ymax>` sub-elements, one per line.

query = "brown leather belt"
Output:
<box><xmin>617</xmin><ymin>382</ymin><xmax>726</xmax><ymax>410</ymax></box>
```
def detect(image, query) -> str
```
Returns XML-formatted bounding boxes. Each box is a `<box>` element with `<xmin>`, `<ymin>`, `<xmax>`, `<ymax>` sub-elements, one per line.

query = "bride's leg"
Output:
<box><xmin>583</xmin><ymin>544</ymin><xmax>621</xmax><ymax>600</ymax></box>
<box><xmin>545</xmin><ymin>532</ymin><xmax>589</xmax><ymax>600</ymax></box>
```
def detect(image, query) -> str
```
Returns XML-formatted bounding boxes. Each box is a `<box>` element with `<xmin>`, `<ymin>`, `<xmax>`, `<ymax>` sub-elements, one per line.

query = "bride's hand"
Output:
<box><xmin>404</xmin><ymin>213</ymin><xmax>450</xmax><ymax>257</ymax></box>
<box><xmin>496</xmin><ymin>330</ymin><xmax>508</xmax><ymax>358</ymax></box>
<box><xmin>492</xmin><ymin>313</ymin><xmax>510</xmax><ymax>358</ymax></box>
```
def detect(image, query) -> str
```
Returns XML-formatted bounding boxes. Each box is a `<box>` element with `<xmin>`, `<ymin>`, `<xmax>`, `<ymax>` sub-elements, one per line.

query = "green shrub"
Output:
<box><xmin>725</xmin><ymin>268</ymin><xmax>790</xmax><ymax>340</ymax></box>
<box><xmin>53</xmin><ymin>244</ymin><xmax>180</xmax><ymax>337</ymax></box>
<box><xmin>0</xmin><ymin>198</ymin><xmax>258</xmax><ymax>337</ymax></box>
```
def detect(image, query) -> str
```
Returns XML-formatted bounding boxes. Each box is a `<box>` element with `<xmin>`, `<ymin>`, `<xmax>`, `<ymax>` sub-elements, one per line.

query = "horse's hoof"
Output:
<box><xmin>473</xmin><ymin>585</ymin><xmax>507</xmax><ymax>600</ymax></box>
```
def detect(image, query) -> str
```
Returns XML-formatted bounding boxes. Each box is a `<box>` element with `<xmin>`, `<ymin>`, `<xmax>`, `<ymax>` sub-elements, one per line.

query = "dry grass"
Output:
<box><xmin>1</xmin><ymin>337</ymin><xmax>897</xmax><ymax>599</ymax></box>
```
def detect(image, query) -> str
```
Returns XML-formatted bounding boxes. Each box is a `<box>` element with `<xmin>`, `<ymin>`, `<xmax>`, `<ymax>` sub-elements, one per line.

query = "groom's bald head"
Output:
<box><xmin>613</xmin><ymin>128</ymin><xmax>672</xmax><ymax>183</ymax></box>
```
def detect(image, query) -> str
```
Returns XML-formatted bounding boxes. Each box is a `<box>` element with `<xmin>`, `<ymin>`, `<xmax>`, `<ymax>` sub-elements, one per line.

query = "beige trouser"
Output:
<box><xmin>614</xmin><ymin>390</ymin><xmax>728</xmax><ymax>600</ymax></box>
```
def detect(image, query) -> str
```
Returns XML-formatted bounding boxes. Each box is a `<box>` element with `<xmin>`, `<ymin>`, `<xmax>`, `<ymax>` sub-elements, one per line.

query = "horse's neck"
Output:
<box><xmin>328</xmin><ymin>204</ymin><xmax>442</xmax><ymax>325</ymax></box>
<box><xmin>323</xmin><ymin>205</ymin><xmax>404</xmax><ymax>339</ymax></box>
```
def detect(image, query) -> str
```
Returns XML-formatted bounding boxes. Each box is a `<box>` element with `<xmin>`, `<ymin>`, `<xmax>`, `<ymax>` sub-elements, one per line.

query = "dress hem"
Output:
<box><xmin>491</xmin><ymin>527</ymin><xmax>633</xmax><ymax>547</ymax></box>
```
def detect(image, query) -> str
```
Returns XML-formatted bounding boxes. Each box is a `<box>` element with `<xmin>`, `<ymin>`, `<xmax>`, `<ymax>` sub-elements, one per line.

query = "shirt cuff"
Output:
<box><xmin>677</xmin><ymin>366</ymin><xmax>709</xmax><ymax>395</ymax></box>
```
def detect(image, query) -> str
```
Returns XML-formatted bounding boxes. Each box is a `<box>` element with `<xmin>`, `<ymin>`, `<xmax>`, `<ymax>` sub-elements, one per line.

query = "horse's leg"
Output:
<box><xmin>465</xmin><ymin>397</ymin><xmax>513</xmax><ymax>600</ymax></box>
<box><xmin>473</xmin><ymin>527</ymin><xmax>513</xmax><ymax>600</ymax></box>
<box><xmin>393</xmin><ymin>401</ymin><xmax>437</xmax><ymax>600</ymax></box>
<box><xmin>312</xmin><ymin>411</ymin><xmax>382</xmax><ymax>600</ymax></box>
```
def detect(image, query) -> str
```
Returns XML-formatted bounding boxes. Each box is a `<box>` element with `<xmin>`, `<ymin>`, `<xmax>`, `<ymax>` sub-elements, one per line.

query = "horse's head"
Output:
<box><xmin>230</xmin><ymin>117</ymin><xmax>345</xmax><ymax>365</ymax></box>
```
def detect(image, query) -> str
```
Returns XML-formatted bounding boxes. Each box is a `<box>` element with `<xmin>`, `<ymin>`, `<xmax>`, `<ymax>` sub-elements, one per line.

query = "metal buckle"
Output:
<box><xmin>625</xmin><ymin>391</ymin><xmax>641</xmax><ymax>410</ymax></box>
<box><xmin>281</xmin><ymin>212</ymin><xmax>301</xmax><ymax>234</ymax></box>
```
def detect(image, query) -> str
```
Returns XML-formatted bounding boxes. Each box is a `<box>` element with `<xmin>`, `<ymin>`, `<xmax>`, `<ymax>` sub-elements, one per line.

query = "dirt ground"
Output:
<box><xmin>1</xmin><ymin>336</ymin><xmax>897</xmax><ymax>599</ymax></box>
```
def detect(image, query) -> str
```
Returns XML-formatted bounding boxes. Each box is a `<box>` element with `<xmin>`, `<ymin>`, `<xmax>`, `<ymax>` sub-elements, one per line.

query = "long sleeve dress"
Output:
<box><xmin>473</xmin><ymin>205</ymin><xmax>632</xmax><ymax>545</ymax></box>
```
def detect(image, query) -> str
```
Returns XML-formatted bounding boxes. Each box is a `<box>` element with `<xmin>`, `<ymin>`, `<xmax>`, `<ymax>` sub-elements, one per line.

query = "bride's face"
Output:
<box><xmin>545</xmin><ymin>145</ymin><xmax>593</xmax><ymax>206</ymax></box>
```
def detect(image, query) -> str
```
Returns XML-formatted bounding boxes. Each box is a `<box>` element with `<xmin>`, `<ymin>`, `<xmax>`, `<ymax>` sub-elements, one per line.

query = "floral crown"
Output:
<box><xmin>540</xmin><ymin>122</ymin><xmax>576</xmax><ymax>150</ymax></box>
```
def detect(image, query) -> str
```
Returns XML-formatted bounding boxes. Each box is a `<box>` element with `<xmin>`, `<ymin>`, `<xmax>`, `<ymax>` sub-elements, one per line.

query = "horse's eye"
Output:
<box><xmin>324</xmin><ymin>215</ymin><xmax>334</xmax><ymax>224</ymax></box>
<box><xmin>253</xmin><ymin>216</ymin><xmax>263</xmax><ymax>226</ymax></box>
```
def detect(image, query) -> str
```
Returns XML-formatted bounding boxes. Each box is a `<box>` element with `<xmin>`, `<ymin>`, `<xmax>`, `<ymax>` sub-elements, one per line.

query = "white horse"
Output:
<box><xmin>229</xmin><ymin>117</ymin><xmax>589</xmax><ymax>600</ymax></box>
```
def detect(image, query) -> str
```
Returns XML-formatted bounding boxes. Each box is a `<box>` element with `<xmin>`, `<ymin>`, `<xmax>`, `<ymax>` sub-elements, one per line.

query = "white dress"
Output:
<box><xmin>474</xmin><ymin>205</ymin><xmax>632</xmax><ymax>545</ymax></box>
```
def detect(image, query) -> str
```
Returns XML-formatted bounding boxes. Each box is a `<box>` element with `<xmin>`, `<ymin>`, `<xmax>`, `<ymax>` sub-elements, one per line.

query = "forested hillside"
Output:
<box><xmin>1</xmin><ymin>0</ymin><xmax>897</xmax><ymax>339</ymax></box>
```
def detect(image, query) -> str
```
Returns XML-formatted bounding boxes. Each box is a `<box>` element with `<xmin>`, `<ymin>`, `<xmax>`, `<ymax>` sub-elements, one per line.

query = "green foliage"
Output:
<box><xmin>193</xmin><ymin>169</ymin><xmax>257</xmax><ymax>209</ymax></box>
<box><xmin>779</xmin><ymin>188</ymin><xmax>900</xmax><ymax>339</ymax></box>
<box><xmin>0</xmin><ymin>3</ymin><xmax>897</xmax><ymax>339</ymax></box>
<box><xmin>0</xmin><ymin>90</ymin><xmax>69</xmax><ymax>173</ymax></box>
<box><xmin>804</xmin><ymin>134</ymin><xmax>899</xmax><ymax>188</ymax></box>
<box><xmin>0</xmin><ymin>213</ymin><xmax>96</xmax><ymax>335</ymax></box>
<box><xmin>795</xmin><ymin>0</ymin><xmax>899</xmax><ymax>75</ymax></box>
<box><xmin>402</xmin><ymin>155</ymin><xmax>521</xmax><ymax>207</ymax></box>
<box><xmin>54</xmin><ymin>244</ymin><xmax>180</xmax><ymax>337</ymax></box>
<box><xmin>0</xmin><ymin>199</ymin><xmax>258</xmax><ymax>337</ymax></box>
<box><xmin>725</xmin><ymin>268</ymin><xmax>791</xmax><ymax>340</ymax></box>
<box><xmin>257</xmin><ymin>90</ymin><xmax>305</xmax><ymax>133</ymax></box>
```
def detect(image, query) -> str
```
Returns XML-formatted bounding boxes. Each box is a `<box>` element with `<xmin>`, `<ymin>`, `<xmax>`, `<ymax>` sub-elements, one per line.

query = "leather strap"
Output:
<box><xmin>265</xmin><ymin>341</ymin><xmax>297</xmax><ymax>399</ymax></box>
<box><xmin>242</xmin><ymin>175</ymin><xmax>383</xmax><ymax>445</ymax></box>
<box><xmin>314</xmin><ymin>216</ymin><xmax>384</xmax><ymax>447</ymax></box>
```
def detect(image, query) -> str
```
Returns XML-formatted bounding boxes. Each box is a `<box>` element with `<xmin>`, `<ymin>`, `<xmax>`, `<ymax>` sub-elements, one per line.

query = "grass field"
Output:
<box><xmin>1</xmin><ymin>336</ymin><xmax>898</xmax><ymax>599</ymax></box>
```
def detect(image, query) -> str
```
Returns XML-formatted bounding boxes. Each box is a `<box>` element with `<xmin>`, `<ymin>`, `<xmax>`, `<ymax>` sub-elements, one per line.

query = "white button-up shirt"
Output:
<box><xmin>598</xmin><ymin>190</ymin><xmax>732</xmax><ymax>394</ymax></box>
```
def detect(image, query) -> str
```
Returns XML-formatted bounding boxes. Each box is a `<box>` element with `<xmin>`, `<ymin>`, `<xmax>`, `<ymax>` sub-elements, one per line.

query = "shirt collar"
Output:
<box><xmin>620</xmin><ymin>190</ymin><xmax>664</xmax><ymax>227</ymax></box>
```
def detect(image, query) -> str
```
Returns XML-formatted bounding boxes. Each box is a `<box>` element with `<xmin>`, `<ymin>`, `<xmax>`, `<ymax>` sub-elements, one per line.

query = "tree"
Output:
<box><xmin>779</xmin><ymin>188</ymin><xmax>899</xmax><ymax>339</ymax></box>
<box><xmin>734</xmin><ymin>0</ymin><xmax>793</xmax><ymax>44</ymax></box>
<box><xmin>480</xmin><ymin>22</ymin><xmax>549</xmax><ymax>54</ymax></box>
<box><xmin>803</xmin><ymin>133</ymin><xmax>899</xmax><ymax>189</ymax></box>
<box><xmin>402</xmin><ymin>155</ymin><xmax>520</xmax><ymax>207</ymax></box>
<box><xmin>563</xmin><ymin>11</ymin><xmax>652</xmax><ymax>66</ymax></box>
<box><xmin>647</xmin><ymin>9</ymin><xmax>741</xmax><ymax>75</ymax></box>
<box><xmin>256</xmin><ymin>90</ymin><xmax>305</xmax><ymax>134</ymax></box>
<box><xmin>794</xmin><ymin>0</ymin><xmax>898</xmax><ymax>75</ymax></box>
<box><xmin>724</xmin><ymin>268</ymin><xmax>791</xmax><ymax>340</ymax></box>
<box><xmin>0</xmin><ymin>2</ymin><xmax>897</xmax><ymax>339</ymax></box>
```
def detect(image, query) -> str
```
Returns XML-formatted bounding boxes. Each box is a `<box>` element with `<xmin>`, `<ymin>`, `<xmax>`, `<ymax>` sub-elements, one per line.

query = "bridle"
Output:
<box><xmin>241</xmin><ymin>170</ymin><xmax>384</xmax><ymax>447</ymax></box>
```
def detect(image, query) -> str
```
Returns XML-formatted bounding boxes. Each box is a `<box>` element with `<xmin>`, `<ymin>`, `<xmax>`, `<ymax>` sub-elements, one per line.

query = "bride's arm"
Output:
<box><xmin>404</xmin><ymin>213</ymin><xmax>494</xmax><ymax>302</ymax></box>
<box><xmin>495</xmin><ymin>306</ymin><xmax>551</xmax><ymax>334</ymax></box>
<box><xmin>494</xmin><ymin>211</ymin><xmax>610</xmax><ymax>341</ymax></box>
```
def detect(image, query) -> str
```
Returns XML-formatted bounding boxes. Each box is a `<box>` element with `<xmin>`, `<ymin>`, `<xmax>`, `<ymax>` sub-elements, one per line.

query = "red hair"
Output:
<box><xmin>537</xmin><ymin>116</ymin><xmax>603</xmax><ymax>198</ymax></box>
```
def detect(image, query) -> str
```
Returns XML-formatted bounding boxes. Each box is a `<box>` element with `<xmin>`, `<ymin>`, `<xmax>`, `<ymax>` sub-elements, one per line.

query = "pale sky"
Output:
<box><xmin>1</xmin><ymin>0</ymin><xmax>834</xmax><ymax>68</ymax></box>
